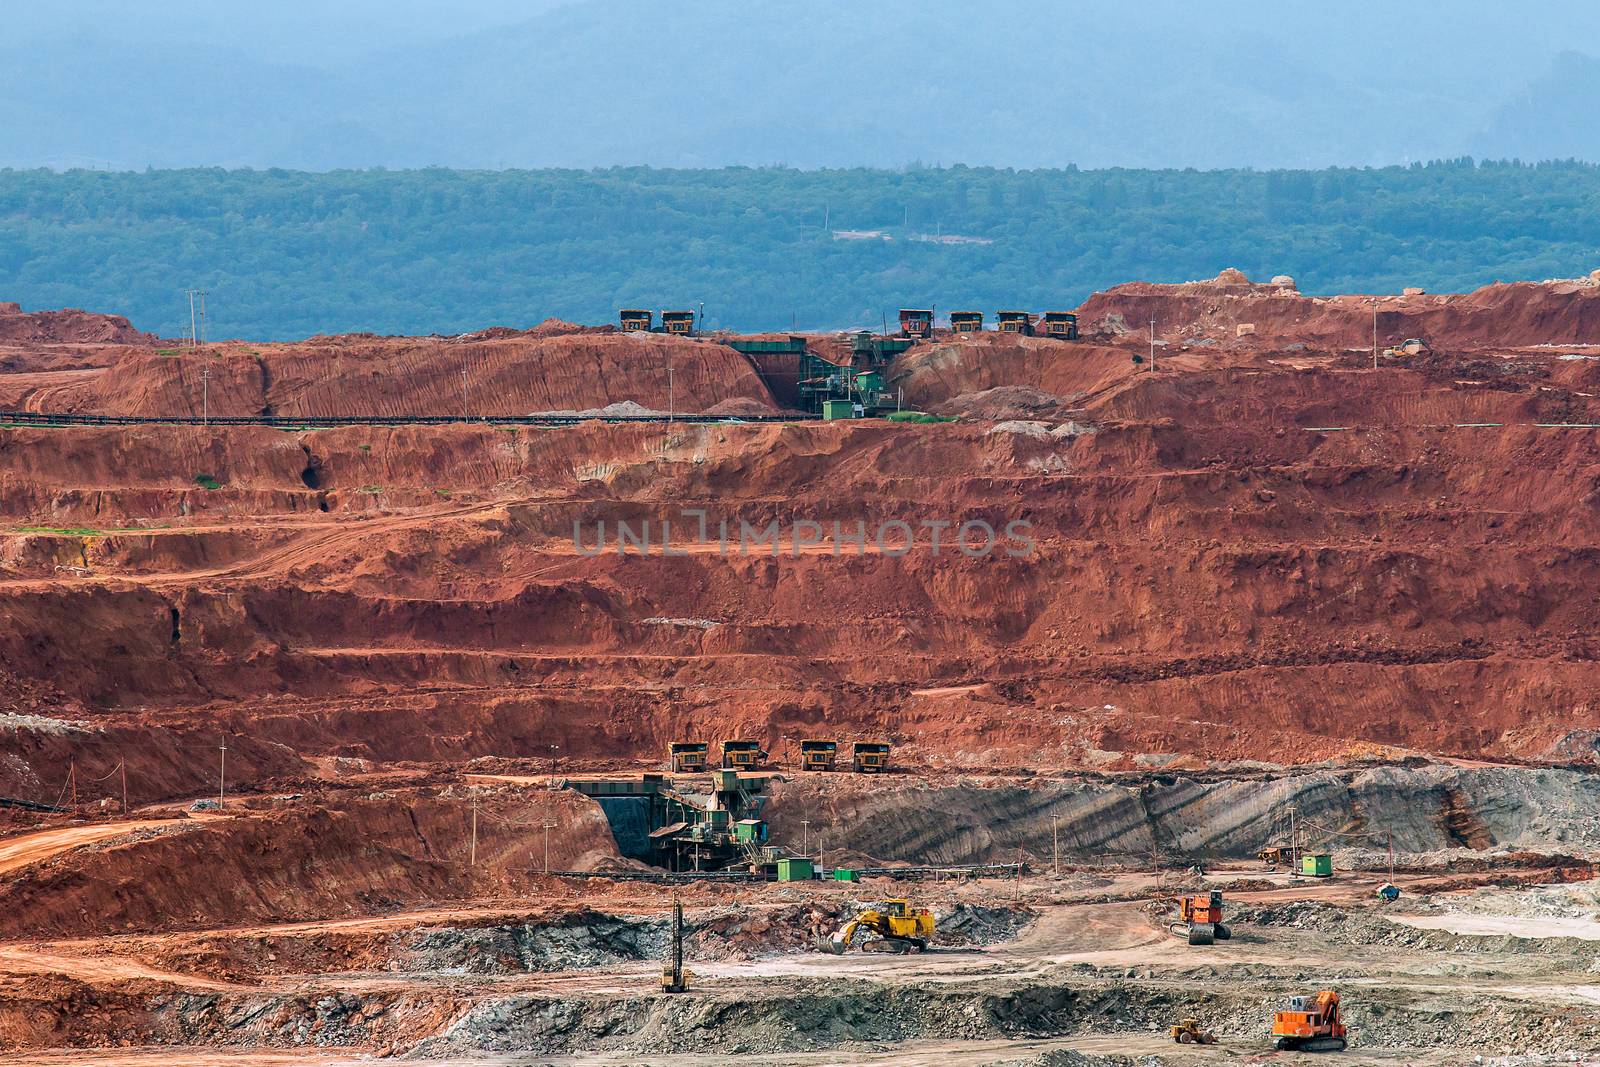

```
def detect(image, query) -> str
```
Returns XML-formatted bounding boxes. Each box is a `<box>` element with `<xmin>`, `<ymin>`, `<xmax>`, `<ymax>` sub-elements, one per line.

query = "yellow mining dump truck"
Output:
<box><xmin>721</xmin><ymin>739</ymin><xmax>767</xmax><ymax>769</ymax></box>
<box><xmin>619</xmin><ymin>309</ymin><xmax>653</xmax><ymax>332</ymax></box>
<box><xmin>852</xmin><ymin>741</ymin><xmax>891</xmax><ymax>773</ymax></box>
<box><xmin>949</xmin><ymin>311</ymin><xmax>984</xmax><ymax>333</ymax></box>
<box><xmin>1042</xmin><ymin>311</ymin><xmax>1079</xmax><ymax>339</ymax></box>
<box><xmin>800</xmin><ymin>738</ymin><xmax>838</xmax><ymax>771</ymax></box>
<box><xmin>661</xmin><ymin>310</ymin><xmax>697</xmax><ymax>335</ymax></box>
<box><xmin>997</xmin><ymin>310</ymin><xmax>1036</xmax><ymax>335</ymax></box>
<box><xmin>667</xmin><ymin>741</ymin><xmax>708</xmax><ymax>773</ymax></box>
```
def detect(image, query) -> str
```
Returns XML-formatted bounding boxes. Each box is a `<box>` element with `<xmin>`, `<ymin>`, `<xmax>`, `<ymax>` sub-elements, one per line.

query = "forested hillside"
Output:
<box><xmin>3</xmin><ymin>160</ymin><xmax>1599</xmax><ymax>340</ymax></box>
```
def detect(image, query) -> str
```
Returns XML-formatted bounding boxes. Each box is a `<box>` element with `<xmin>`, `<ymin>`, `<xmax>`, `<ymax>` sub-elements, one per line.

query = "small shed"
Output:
<box><xmin>1301</xmin><ymin>853</ymin><xmax>1333</xmax><ymax>878</ymax></box>
<box><xmin>777</xmin><ymin>856</ymin><xmax>814</xmax><ymax>881</ymax></box>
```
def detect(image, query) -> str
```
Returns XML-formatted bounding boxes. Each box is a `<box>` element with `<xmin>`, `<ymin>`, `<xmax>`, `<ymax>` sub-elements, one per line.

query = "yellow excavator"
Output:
<box><xmin>820</xmin><ymin>899</ymin><xmax>934</xmax><ymax>954</ymax></box>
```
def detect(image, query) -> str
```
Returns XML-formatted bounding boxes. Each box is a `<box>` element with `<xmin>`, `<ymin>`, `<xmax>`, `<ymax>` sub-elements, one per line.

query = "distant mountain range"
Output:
<box><xmin>6</xmin><ymin>0</ymin><xmax>1600</xmax><ymax>170</ymax></box>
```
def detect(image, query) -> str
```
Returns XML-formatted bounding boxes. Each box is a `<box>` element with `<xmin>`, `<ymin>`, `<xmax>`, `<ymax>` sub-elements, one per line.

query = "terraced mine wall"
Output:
<box><xmin>766</xmin><ymin>764</ymin><xmax>1600</xmax><ymax>865</ymax></box>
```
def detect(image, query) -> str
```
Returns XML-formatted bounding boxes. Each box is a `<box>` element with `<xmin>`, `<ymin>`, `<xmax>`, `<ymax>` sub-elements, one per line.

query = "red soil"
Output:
<box><xmin>2</xmin><ymin>331</ymin><xmax>778</xmax><ymax>418</ymax></box>
<box><xmin>3</xmin><ymin>280</ymin><xmax>1600</xmax><ymax>807</ymax></box>
<box><xmin>1078</xmin><ymin>270</ymin><xmax>1600</xmax><ymax>351</ymax></box>
<box><xmin>0</xmin><ymin>303</ymin><xmax>154</xmax><ymax>346</ymax></box>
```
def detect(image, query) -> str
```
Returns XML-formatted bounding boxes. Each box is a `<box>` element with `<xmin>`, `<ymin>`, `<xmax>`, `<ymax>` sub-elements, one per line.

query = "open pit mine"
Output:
<box><xmin>7</xmin><ymin>271</ymin><xmax>1600</xmax><ymax>1065</ymax></box>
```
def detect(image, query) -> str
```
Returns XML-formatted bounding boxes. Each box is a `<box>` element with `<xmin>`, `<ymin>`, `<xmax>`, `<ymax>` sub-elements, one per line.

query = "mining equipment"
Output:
<box><xmin>1042</xmin><ymin>311</ymin><xmax>1079</xmax><ymax>339</ymax></box>
<box><xmin>1169</xmin><ymin>1019</ymin><xmax>1218</xmax><ymax>1045</ymax></box>
<box><xmin>821</xmin><ymin>899</ymin><xmax>934</xmax><ymax>954</ymax></box>
<box><xmin>1171</xmin><ymin>890</ymin><xmax>1232</xmax><ymax>945</ymax></box>
<box><xmin>1271</xmin><ymin>990</ymin><xmax>1348</xmax><ymax>1052</ymax></box>
<box><xmin>667</xmin><ymin>741</ymin><xmax>709</xmax><ymax>773</ymax></box>
<box><xmin>1257</xmin><ymin>845</ymin><xmax>1289</xmax><ymax>868</ymax></box>
<box><xmin>1383</xmin><ymin>337</ymin><xmax>1430</xmax><ymax>358</ymax></box>
<box><xmin>950</xmin><ymin>311</ymin><xmax>984</xmax><ymax>333</ymax></box>
<box><xmin>721</xmin><ymin>739</ymin><xmax>767</xmax><ymax>770</ymax></box>
<box><xmin>661</xmin><ymin>310</ymin><xmax>697</xmax><ymax>336</ymax></box>
<box><xmin>898</xmin><ymin>309</ymin><xmax>934</xmax><ymax>339</ymax></box>
<box><xmin>849</xmin><ymin>330</ymin><xmax>915</xmax><ymax>365</ymax></box>
<box><xmin>997</xmin><ymin>310</ymin><xmax>1035</xmax><ymax>335</ymax></box>
<box><xmin>800</xmin><ymin>738</ymin><xmax>839</xmax><ymax>771</ymax></box>
<box><xmin>568</xmin><ymin>772</ymin><xmax>777</xmax><ymax>872</ymax></box>
<box><xmin>852</xmin><ymin>740</ymin><xmax>891</xmax><ymax>773</ymax></box>
<box><xmin>1375</xmin><ymin>882</ymin><xmax>1400</xmax><ymax>902</ymax></box>
<box><xmin>660</xmin><ymin>894</ymin><xmax>689</xmax><ymax>992</ymax></box>
<box><xmin>619</xmin><ymin>309</ymin><xmax>654</xmax><ymax>332</ymax></box>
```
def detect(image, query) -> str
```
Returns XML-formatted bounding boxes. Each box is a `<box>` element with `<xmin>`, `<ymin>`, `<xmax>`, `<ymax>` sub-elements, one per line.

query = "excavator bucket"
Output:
<box><xmin>817</xmin><ymin>937</ymin><xmax>847</xmax><ymax>955</ymax></box>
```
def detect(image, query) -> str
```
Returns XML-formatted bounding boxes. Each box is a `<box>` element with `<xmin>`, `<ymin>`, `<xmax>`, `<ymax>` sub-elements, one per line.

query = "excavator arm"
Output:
<box><xmin>824</xmin><ymin>918</ymin><xmax>864</xmax><ymax>953</ymax></box>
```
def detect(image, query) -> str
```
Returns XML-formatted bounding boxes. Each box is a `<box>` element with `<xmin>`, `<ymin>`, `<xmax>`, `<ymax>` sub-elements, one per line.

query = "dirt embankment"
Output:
<box><xmin>0</xmin><ymin>303</ymin><xmax>155</xmax><ymax>346</ymax></box>
<box><xmin>25</xmin><ymin>331</ymin><xmax>779</xmax><ymax>418</ymax></box>
<box><xmin>765</xmin><ymin>764</ymin><xmax>1600</xmax><ymax>867</ymax></box>
<box><xmin>0</xmin><ymin>786</ymin><xmax>615</xmax><ymax>940</ymax></box>
<box><xmin>1076</xmin><ymin>270</ymin><xmax>1600</xmax><ymax>351</ymax></box>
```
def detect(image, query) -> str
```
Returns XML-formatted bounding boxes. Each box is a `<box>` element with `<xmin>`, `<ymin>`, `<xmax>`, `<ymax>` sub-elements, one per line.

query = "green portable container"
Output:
<box><xmin>1301</xmin><ymin>853</ymin><xmax>1333</xmax><ymax>877</ymax></box>
<box><xmin>776</xmin><ymin>857</ymin><xmax>814</xmax><ymax>881</ymax></box>
<box><xmin>822</xmin><ymin>400</ymin><xmax>855</xmax><ymax>420</ymax></box>
<box><xmin>832</xmin><ymin>868</ymin><xmax>859</xmax><ymax>882</ymax></box>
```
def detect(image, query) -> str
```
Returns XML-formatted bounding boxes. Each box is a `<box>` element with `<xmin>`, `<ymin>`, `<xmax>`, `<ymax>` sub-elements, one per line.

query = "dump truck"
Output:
<box><xmin>619</xmin><ymin>309</ymin><xmax>653</xmax><ymax>332</ymax></box>
<box><xmin>997</xmin><ymin>310</ymin><xmax>1035</xmax><ymax>336</ymax></box>
<box><xmin>800</xmin><ymin>739</ymin><xmax>839</xmax><ymax>771</ymax></box>
<box><xmin>1257</xmin><ymin>845</ymin><xmax>1289</xmax><ymax>868</ymax></box>
<box><xmin>661</xmin><ymin>310</ymin><xmax>697</xmax><ymax>336</ymax></box>
<box><xmin>820</xmin><ymin>899</ymin><xmax>934</xmax><ymax>954</ymax></box>
<box><xmin>1170</xmin><ymin>890</ymin><xmax>1232</xmax><ymax>945</ymax></box>
<box><xmin>1271</xmin><ymin>990</ymin><xmax>1347</xmax><ymax>1052</ymax></box>
<box><xmin>852</xmin><ymin>741</ymin><xmax>891</xmax><ymax>774</ymax></box>
<box><xmin>721</xmin><ymin>739</ymin><xmax>767</xmax><ymax>770</ymax></box>
<box><xmin>898</xmin><ymin>309</ymin><xmax>934</xmax><ymax>339</ymax></box>
<box><xmin>667</xmin><ymin>741</ymin><xmax>708</xmax><ymax>773</ymax></box>
<box><xmin>1042</xmin><ymin>311</ymin><xmax>1079</xmax><ymax>339</ymax></box>
<box><xmin>949</xmin><ymin>311</ymin><xmax>984</xmax><ymax>333</ymax></box>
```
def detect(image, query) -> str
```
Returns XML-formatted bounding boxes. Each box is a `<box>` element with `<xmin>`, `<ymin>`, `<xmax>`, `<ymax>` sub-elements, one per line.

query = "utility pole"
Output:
<box><xmin>217</xmin><ymin>736</ymin><xmax>227</xmax><ymax>809</ymax></box>
<box><xmin>1051</xmin><ymin>813</ymin><xmax>1060</xmax><ymax>876</ymax></box>
<box><xmin>201</xmin><ymin>363</ymin><xmax>211</xmax><ymax>427</ymax></box>
<box><xmin>1149</xmin><ymin>319</ymin><xmax>1157</xmax><ymax>372</ymax></box>
<box><xmin>801</xmin><ymin>819</ymin><xmax>810</xmax><ymax>858</ymax></box>
<box><xmin>667</xmin><ymin>358</ymin><xmax>674</xmax><ymax>424</ymax></box>
<box><xmin>1290</xmin><ymin>805</ymin><xmax>1299</xmax><ymax>872</ymax></box>
<box><xmin>469</xmin><ymin>793</ymin><xmax>479</xmax><ymax>867</ymax></box>
<box><xmin>185</xmin><ymin>290</ymin><xmax>208</xmax><ymax>348</ymax></box>
<box><xmin>461</xmin><ymin>367</ymin><xmax>469</xmax><ymax>415</ymax></box>
<box><xmin>120</xmin><ymin>759</ymin><xmax>128</xmax><ymax>815</ymax></box>
<box><xmin>544</xmin><ymin>819</ymin><xmax>555</xmax><ymax>874</ymax></box>
<box><xmin>1372</xmin><ymin>296</ymin><xmax>1379</xmax><ymax>370</ymax></box>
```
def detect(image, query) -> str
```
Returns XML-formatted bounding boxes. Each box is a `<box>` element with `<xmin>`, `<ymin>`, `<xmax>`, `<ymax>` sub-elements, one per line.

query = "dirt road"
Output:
<box><xmin>0</xmin><ymin>819</ymin><xmax>173</xmax><ymax>876</ymax></box>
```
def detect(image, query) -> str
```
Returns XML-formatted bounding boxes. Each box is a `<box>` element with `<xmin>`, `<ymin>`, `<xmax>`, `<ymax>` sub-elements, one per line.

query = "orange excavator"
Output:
<box><xmin>1271</xmin><ymin>990</ymin><xmax>1347</xmax><ymax>1052</ymax></box>
<box><xmin>1170</xmin><ymin>890</ymin><xmax>1232</xmax><ymax>946</ymax></box>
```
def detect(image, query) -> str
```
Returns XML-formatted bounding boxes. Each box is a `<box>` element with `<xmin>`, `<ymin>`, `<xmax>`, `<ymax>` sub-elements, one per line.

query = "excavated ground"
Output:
<box><xmin>6</xmin><ymin>276</ymin><xmax>1600</xmax><ymax>1061</ymax></box>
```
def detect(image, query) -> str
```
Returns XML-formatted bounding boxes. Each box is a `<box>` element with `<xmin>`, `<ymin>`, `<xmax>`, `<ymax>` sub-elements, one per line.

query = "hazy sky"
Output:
<box><xmin>7</xmin><ymin>1</ymin><xmax>1600</xmax><ymax>170</ymax></box>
